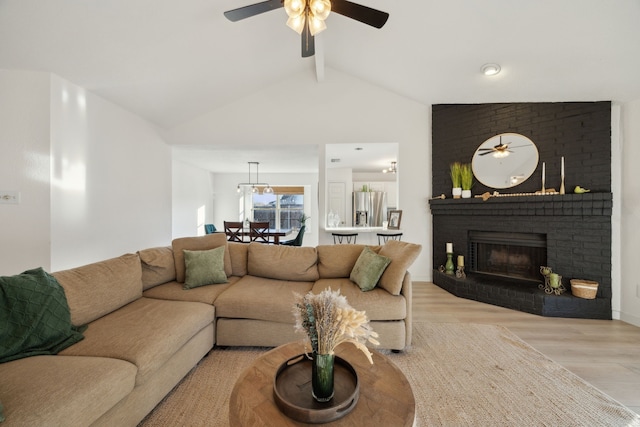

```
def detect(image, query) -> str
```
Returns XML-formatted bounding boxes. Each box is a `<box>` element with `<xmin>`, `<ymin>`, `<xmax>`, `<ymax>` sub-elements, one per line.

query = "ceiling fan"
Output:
<box><xmin>478</xmin><ymin>136</ymin><xmax>514</xmax><ymax>157</ymax></box>
<box><xmin>224</xmin><ymin>0</ymin><xmax>389</xmax><ymax>57</ymax></box>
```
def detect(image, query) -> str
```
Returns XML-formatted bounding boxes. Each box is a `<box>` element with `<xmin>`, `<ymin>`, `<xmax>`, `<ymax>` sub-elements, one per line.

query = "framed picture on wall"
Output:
<box><xmin>388</xmin><ymin>210</ymin><xmax>402</xmax><ymax>230</ymax></box>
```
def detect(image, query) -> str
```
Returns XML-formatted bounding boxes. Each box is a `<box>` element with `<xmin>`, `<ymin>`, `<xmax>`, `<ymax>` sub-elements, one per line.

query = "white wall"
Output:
<box><xmin>621</xmin><ymin>98</ymin><xmax>640</xmax><ymax>326</ymax></box>
<box><xmin>168</xmin><ymin>68</ymin><xmax>431</xmax><ymax>279</ymax></box>
<box><xmin>172</xmin><ymin>158</ymin><xmax>215</xmax><ymax>238</ymax></box>
<box><xmin>0</xmin><ymin>70</ymin><xmax>173</xmax><ymax>274</ymax></box>
<box><xmin>0</xmin><ymin>70</ymin><xmax>52</xmax><ymax>275</ymax></box>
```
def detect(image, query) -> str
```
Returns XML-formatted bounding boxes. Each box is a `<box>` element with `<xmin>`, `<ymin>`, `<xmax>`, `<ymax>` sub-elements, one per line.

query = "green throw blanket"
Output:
<box><xmin>0</xmin><ymin>267</ymin><xmax>85</xmax><ymax>363</ymax></box>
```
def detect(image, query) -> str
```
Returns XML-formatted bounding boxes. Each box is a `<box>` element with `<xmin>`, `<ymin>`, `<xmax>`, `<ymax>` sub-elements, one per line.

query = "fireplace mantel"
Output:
<box><xmin>429</xmin><ymin>192</ymin><xmax>612</xmax><ymax>217</ymax></box>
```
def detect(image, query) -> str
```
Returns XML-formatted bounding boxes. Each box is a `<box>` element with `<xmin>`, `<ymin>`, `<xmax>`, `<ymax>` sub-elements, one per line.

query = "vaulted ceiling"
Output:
<box><xmin>2</xmin><ymin>0</ymin><xmax>639</xmax><ymax>130</ymax></box>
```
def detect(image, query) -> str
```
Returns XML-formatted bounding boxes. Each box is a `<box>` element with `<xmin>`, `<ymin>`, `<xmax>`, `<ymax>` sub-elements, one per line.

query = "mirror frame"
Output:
<box><xmin>472</xmin><ymin>133</ymin><xmax>539</xmax><ymax>189</ymax></box>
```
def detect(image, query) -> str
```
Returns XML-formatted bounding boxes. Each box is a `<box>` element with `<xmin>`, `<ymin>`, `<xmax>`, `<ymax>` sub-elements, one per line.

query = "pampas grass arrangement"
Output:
<box><xmin>293</xmin><ymin>289</ymin><xmax>379</xmax><ymax>363</ymax></box>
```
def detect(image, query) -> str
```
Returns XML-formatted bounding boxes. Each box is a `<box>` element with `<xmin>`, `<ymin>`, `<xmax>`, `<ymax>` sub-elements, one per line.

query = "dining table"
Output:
<box><xmin>237</xmin><ymin>228</ymin><xmax>292</xmax><ymax>244</ymax></box>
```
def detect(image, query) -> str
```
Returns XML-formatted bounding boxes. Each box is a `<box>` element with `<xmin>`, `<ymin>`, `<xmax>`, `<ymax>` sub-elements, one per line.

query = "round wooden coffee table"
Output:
<box><xmin>229</xmin><ymin>342</ymin><xmax>415</xmax><ymax>426</ymax></box>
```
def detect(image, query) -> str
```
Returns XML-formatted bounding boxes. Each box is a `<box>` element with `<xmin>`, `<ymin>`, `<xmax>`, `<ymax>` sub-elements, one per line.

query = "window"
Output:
<box><xmin>252</xmin><ymin>186</ymin><xmax>305</xmax><ymax>230</ymax></box>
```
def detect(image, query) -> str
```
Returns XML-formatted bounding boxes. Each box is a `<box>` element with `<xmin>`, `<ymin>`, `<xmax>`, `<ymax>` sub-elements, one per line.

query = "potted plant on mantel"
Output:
<box><xmin>450</xmin><ymin>162</ymin><xmax>462</xmax><ymax>199</ymax></box>
<box><xmin>460</xmin><ymin>163</ymin><xmax>474</xmax><ymax>198</ymax></box>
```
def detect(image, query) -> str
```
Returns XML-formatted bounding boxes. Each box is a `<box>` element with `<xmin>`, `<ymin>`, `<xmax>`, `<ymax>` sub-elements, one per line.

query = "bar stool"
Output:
<box><xmin>332</xmin><ymin>233</ymin><xmax>358</xmax><ymax>244</ymax></box>
<box><xmin>377</xmin><ymin>232</ymin><xmax>403</xmax><ymax>245</ymax></box>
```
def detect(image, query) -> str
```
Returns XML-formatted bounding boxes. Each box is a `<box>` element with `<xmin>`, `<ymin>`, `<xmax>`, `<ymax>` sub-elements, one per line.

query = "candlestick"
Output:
<box><xmin>560</xmin><ymin>157</ymin><xmax>565</xmax><ymax>195</ymax></box>
<box><xmin>457</xmin><ymin>255</ymin><xmax>464</xmax><ymax>267</ymax></box>
<box><xmin>541</xmin><ymin>162</ymin><xmax>546</xmax><ymax>193</ymax></box>
<box><xmin>445</xmin><ymin>253</ymin><xmax>454</xmax><ymax>275</ymax></box>
<box><xmin>446</xmin><ymin>242</ymin><xmax>453</xmax><ymax>253</ymax></box>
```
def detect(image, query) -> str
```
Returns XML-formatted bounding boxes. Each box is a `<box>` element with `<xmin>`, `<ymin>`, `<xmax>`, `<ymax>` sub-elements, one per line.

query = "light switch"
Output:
<box><xmin>0</xmin><ymin>191</ymin><xmax>20</xmax><ymax>204</ymax></box>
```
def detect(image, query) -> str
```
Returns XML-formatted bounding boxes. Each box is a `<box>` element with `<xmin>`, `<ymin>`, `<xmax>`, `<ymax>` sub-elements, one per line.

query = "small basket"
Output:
<box><xmin>570</xmin><ymin>279</ymin><xmax>599</xmax><ymax>299</ymax></box>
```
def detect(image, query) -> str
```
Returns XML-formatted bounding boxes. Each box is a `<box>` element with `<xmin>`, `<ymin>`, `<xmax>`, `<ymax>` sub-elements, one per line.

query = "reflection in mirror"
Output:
<box><xmin>325</xmin><ymin>143</ymin><xmax>398</xmax><ymax>228</ymax></box>
<box><xmin>472</xmin><ymin>133</ymin><xmax>539</xmax><ymax>189</ymax></box>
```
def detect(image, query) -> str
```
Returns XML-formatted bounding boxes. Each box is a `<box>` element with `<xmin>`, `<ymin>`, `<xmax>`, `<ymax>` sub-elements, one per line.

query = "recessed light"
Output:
<box><xmin>355</xmin><ymin>147</ymin><xmax>363</xmax><ymax>151</ymax></box>
<box><xmin>481</xmin><ymin>63</ymin><xmax>501</xmax><ymax>76</ymax></box>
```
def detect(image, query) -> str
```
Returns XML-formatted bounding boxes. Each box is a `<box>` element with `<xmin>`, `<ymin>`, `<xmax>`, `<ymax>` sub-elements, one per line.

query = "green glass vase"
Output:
<box><xmin>312</xmin><ymin>353</ymin><xmax>335</xmax><ymax>402</ymax></box>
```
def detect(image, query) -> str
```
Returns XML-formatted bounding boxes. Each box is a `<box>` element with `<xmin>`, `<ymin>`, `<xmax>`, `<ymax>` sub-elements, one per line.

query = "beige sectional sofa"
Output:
<box><xmin>0</xmin><ymin>234</ymin><xmax>420</xmax><ymax>426</ymax></box>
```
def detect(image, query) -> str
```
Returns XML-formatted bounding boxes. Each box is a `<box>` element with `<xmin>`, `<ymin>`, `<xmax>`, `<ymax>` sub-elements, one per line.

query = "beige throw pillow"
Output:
<box><xmin>378</xmin><ymin>240</ymin><xmax>422</xmax><ymax>295</ymax></box>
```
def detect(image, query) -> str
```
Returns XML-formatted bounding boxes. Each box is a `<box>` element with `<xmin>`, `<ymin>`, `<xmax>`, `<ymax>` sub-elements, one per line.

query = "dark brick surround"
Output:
<box><xmin>430</xmin><ymin>102</ymin><xmax>612</xmax><ymax>319</ymax></box>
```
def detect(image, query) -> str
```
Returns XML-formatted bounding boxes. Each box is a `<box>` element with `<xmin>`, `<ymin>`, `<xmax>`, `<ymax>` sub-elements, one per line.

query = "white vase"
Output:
<box><xmin>452</xmin><ymin>187</ymin><xmax>462</xmax><ymax>199</ymax></box>
<box><xmin>462</xmin><ymin>190</ymin><xmax>472</xmax><ymax>199</ymax></box>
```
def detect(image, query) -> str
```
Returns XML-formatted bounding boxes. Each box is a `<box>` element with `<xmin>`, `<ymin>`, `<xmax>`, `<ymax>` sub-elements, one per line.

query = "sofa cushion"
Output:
<box><xmin>378</xmin><ymin>240</ymin><xmax>422</xmax><ymax>295</ymax></box>
<box><xmin>247</xmin><ymin>243</ymin><xmax>319</xmax><ymax>282</ymax></box>
<box><xmin>138</xmin><ymin>246</ymin><xmax>176</xmax><ymax>290</ymax></box>
<box><xmin>59</xmin><ymin>297</ymin><xmax>215</xmax><ymax>386</ymax></box>
<box><xmin>0</xmin><ymin>355</ymin><xmax>136</xmax><ymax>426</ymax></box>
<box><xmin>143</xmin><ymin>277</ymin><xmax>240</xmax><ymax>305</ymax></box>
<box><xmin>214</xmin><ymin>275</ymin><xmax>314</xmax><ymax>323</ymax></box>
<box><xmin>350</xmin><ymin>247</ymin><xmax>392</xmax><ymax>291</ymax></box>
<box><xmin>53</xmin><ymin>253</ymin><xmax>142</xmax><ymax>327</ymax></box>
<box><xmin>183</xmin><ymin>246</ymin><xmax>228</xmax><ymax>289</ymax></box>
<box><xmin>228</xmin><ymin>242</ymin><xmax>249</xmax><ymax>276</ymax></box>
<box><xmin>172</xmin><ymin>234</ymin><xmax>232</xmax><ymax>283</ymax></box>
<box><xmin>317</xmin><ymin>244</ymin><xmax>381</xmax><ymax>278</ymax></box>
<box><xmin>312</xmin><ymin>279</ymin><xmax>406</xmax><ymax>321</ymax></box>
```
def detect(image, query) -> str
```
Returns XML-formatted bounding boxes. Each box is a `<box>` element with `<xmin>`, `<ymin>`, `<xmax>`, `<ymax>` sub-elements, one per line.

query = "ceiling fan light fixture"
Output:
<box><xmin>286</xmin><ymin>15</ymin><xmax>305</xmax><ymax>34</ymax></box>
<box><xmin>482</xmin><ymin>63</ymin><xmax>501</xmax><ymax>76</ymax></box>
<box><xmin>308</xmin><ymin>15</ymin><xmax>327</xmax><ymax>35</ymax></box>
<box><xmin>284</xmin><ymin>0</ymin><xmax>305</xmax><ymax>18</ymax></box>
<box><xmin>310</xmin><ymin>0</ymin><xmax>331</xmax><ymax>20</ymax></box>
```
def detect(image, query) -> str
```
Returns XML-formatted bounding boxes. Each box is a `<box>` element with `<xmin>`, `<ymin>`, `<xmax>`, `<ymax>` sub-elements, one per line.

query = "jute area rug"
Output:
<box><xmin>139</xmin><ymin>323</ymin><xmax>640</xmax><ymax>426</ymax></box>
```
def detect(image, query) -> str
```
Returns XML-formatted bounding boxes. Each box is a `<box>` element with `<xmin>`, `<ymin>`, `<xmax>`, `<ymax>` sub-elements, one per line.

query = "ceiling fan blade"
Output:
<box><xmin>301</xmin><ymin>19</ymin><xmax>315</xmax><ymax>57</ymax></box>
<box><xmin>330</xmin><ymin>0</ymin><xmax>389</xmax><ymax>28</ymax></box>
<box><xmin>224</xmin><ymin>0</ymin><xmax>283</xmax><ymax>22</ymax></box>
<box><xmin>479</xmin><ymin>151</ymin><xmax>494</xmax><ymax>156</ymax></box>
<box><xmin>478</xmin><ymin>148</ymin><xmax>494</xmax><ymax>151</ymax></box>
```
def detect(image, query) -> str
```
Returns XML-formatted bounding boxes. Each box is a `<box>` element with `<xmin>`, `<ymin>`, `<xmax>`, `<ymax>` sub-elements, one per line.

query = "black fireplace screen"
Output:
<box><xmin>469</xmin><ymin>231</ymin><xmax>547</xmax><ymax>282</ymax></box>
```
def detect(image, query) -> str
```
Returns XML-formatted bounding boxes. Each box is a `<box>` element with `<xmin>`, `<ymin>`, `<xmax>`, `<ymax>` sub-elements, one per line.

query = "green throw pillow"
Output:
<box><xmin>183</xmin><ymin>246</ymin><xmax>228</xmax><ymax>289</ymax></box>
<box><xmin>350</xmin><ymin>247</ymin><xmax>392</xmax><ymax>292</ymax></box>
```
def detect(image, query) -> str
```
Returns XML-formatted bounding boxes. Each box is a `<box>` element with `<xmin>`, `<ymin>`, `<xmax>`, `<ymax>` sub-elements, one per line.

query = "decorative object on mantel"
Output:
<box><xmin>474</xmin><ymin>189</ymin><xmax>565</xmax><ymax>201</ymax></box>
<box><xmin>539</xmin><ymin>266</ymin><xmax>566</xmax><ymax>295</ymax></box>
<box><xmin>570</xmin><ymin>279</ymin><xmax>599</xmax><ymax>299</ymax></box>
<box><xmin>445</xmin><ymin>242</ymin><xmax>455</xmax><ymax>275</ymax></box>
<box><xmin>293</xmin><ymin>289</ymin><xmax>379</xmax><ymax>403</ymax></box>
<box><xmin>455</xmin><ymin>255</ymin><xmax>466</xmax><ymax>278</ymax></box>
<box><xmin>541</xmin><ymin>161</ymin><xmax>546</xmax><ymax>194</ymax></box>
<box><xmin>460</xmin><ymin>163</ymin><xmax>474</xmax><ymax>198</ymax></box>
<box><xmin>450</xmin><ymin>162</ymin><xmax>462</xmax><ymax>199</ymax></box>
<box><xmin>560</xmin><ymin>156</ymin><xmax>566</xmax><ymax>195</ymax></box>
<box><xmin>430</xmin><ymin>194</ymin><xmax>446</xmax><ymax>200</ymax></box>
<box><xmin>574</xmin><ymin>186</ymin><xmax>591</xmax><ymax>194</ymax></box>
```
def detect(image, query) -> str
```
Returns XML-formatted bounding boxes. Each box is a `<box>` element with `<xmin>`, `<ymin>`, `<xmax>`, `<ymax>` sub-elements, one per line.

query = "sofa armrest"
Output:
<box><xmin>400</xmin><ymin>271</ymin><xmax>412</xmax><ymax>347</ymax></box>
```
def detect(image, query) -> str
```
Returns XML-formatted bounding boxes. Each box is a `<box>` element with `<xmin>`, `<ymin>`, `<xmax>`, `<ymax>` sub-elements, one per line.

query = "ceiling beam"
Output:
<box><xmin>314</xmin><ymin>33</ymin><xmax>325</xmax><ymax>82</ymax></box>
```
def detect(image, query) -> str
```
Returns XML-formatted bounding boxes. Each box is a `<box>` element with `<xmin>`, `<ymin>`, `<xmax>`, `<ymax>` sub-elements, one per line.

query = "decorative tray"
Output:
<box><xmin>273</xmin><ymin>354</ymin><xmax>359</xmax><ymax>424</ymax></box>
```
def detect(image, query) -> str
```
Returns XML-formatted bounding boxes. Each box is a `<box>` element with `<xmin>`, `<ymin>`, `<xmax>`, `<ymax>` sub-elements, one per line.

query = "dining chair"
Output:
<box><xmin>332</xmin><ymin>233</ymin><xmax>358</xmax><ymax>244</ymax></box>
<box><xmin>250</xmin><ymin>221</ymin><xmax>271</xmax><ymax>243</ymax></box>
<box><xmin>377</xmin><ymin>232</ymin><xmax>403</xmax><ymax>245</ymax></box>
<box><xmin>224</xmin><ymin>221</ymin><xmax>245</xmax><ymax>242</ymax></box>
<box><xmin>204</xmin><ymin>224</ymin><xmax>217</xmax><ymax>234</ymax></box>
<box><xmin>280</xmin><ymin>226</ymin><xmax>305</xmax><ymax>246</ymax></box>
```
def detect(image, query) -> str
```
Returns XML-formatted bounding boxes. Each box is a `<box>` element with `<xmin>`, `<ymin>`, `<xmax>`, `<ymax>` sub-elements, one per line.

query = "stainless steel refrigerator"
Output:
<box><xmin>353</xmin><ymin>191</ymin><xmax>387</xmax><ymax>227</ymax></box>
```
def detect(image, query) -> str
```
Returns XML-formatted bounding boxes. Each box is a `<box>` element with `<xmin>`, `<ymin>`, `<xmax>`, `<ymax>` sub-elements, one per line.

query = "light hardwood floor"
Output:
<box><xmin>413</xmin><ymin>282</ymin><xmax>640</xmax><ymax>415</ymax></box>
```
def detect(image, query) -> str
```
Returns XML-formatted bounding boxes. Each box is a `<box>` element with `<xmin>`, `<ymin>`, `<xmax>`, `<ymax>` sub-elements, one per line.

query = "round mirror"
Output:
<box><xmin>472</xmin><ymin>133</ymin><xmax>539</xmax><ymax>189</ymax></box>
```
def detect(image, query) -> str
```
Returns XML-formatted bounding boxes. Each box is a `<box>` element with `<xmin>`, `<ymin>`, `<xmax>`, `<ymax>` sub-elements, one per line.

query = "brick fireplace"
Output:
<box><xmin>430</xmin><ymin>102</ymin><xmax>612</xmax><ymax>319</ymax></box>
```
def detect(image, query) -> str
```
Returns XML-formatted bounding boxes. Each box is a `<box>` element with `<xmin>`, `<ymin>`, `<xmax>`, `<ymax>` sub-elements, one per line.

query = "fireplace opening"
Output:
<box><xmin>469</xmin><ymin>231</ymin><xmax>547</xmax><ymax>283</ymax></box>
